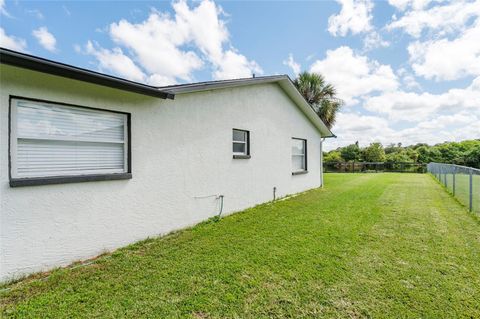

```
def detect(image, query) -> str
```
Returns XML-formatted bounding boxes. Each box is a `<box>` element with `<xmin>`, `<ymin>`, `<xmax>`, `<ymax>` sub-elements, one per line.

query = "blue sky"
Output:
<box><xmin>1</xmin><ymin>0</ymin><xmax>479</xmax><ymax>150</ymax></box>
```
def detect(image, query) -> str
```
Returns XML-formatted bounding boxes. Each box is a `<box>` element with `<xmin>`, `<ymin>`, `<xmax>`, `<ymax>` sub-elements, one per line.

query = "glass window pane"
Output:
<box><xmin>17</xmin><ymin>101</ymin><xmax>125</xmax><ymax>142</ymax></box>
<box><xmin>292</xmin><ymin>155</ymin><xmax>305</xmax><ymax>171</ymax></box>
<box><xmin>233</xmin><ymin>142</ymin><xmax>246</xmax><ymax>154</ymax></box>
<box><xmin>233</xmin><ymin>129</ymin><xmax>246</xmax><ymax>142</ymax></box>
<box><xmin>292</xmin><ymin>139</ymin><xmax>305</xmax><ymax>155</ymax></box>
<box><xmin>13</xmin><ymin>99</ymin><xmax>128</xmax><ymax>178</ymax></box>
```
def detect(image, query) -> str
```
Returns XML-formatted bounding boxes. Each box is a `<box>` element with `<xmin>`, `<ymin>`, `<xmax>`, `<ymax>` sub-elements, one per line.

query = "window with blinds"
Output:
<box><xmin>10</xmin><ymin>98</ymin><xmax>129</xmax><ymax>180</ymax></box>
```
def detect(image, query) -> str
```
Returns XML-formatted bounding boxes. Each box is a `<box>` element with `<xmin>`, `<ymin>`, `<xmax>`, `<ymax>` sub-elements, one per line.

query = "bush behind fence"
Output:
<box><xmin>427</xmin><ymin>163</ymin><xmax>480</xmax><ymax>214</ymax></box>
<box><xmin>324</xmin><ymin>162</ymin><xmax>426</xmax><ymax>174</ymax></box>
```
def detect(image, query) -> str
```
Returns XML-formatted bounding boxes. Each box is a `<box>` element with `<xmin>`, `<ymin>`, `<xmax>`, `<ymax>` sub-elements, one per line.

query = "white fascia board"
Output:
<box><xmin>160</xmin><ymin>76</ymin><xmax>286</xmax><ymax>95</ymax></box>
<box><xmin>277</xmin><ymin>79</ymin><xmax>334</xmax><ymax>137</ymax></box>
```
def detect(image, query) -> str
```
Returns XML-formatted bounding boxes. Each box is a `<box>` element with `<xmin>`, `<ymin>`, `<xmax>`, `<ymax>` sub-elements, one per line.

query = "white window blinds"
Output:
<box><xmin>11</xmin><ymin>99</ymin><xmax>128</xmax><ymax>178</ymax></box>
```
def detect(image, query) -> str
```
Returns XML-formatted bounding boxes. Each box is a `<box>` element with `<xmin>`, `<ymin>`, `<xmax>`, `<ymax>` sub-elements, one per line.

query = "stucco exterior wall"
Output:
<box><xmin>0</xmin><ymin>65</ymin><xmax>323</xmax><ymax>281</ymax></box>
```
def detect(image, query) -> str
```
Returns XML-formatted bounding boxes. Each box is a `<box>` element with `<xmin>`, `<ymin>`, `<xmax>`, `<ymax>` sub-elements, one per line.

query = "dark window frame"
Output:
<box><xmin>291</xmin><ymin>137</ymin><xmax>308</xmax><ymax>175</ymax></box>
<box><xmin>8</xmin><ymin>95</ymin><xmax>132</xmax><ymax>187</ymax></box>
<box><xmin>232</xmin><ymin>128</ymin><xmax>251</xmax><ymax>159</ymax></box>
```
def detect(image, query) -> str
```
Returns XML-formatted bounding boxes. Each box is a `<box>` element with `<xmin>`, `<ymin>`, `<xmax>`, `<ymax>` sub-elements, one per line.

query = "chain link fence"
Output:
<box><xmin>324</xmin><ymin>162</ymin><xmax>426</xmax><ymax>173</ymax></box>
<box><xmin>427</xmin><ymin>163</ymin><xmax>480</xmax><ymax>213</ymax></box>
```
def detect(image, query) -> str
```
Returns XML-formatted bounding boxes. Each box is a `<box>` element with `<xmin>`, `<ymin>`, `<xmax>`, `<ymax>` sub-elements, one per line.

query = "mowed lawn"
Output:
<box><xmin>2</xmin><ymin>174</ymin><xmax>480</xmax><ymax>318</ymax></box>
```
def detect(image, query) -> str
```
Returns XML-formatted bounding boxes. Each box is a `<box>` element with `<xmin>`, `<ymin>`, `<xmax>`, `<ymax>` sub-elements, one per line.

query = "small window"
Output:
<box><xmin>9</xmin><ymin>98</ymin><xmax>131</xmax><ymax>186</ymax></box>
<box><xmin>292</xmin><ymin>138</ymin><xmax>307</xmax><ymax>174</ymax></box>
<box><xmin>232</xmin><ymin>129</ymin><xmax>250</xmax><ymax>158</ymax></box>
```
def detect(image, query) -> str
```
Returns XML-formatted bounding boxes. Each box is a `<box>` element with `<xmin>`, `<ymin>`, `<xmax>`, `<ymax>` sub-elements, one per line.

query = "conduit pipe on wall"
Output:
<box><xmin>217</xmin><ymin>195</ymin><xmax>224</xmax><ymax>217</ymax></box>
<box><xmin>193</xmin><ymin>194</ymin><xmax>225</xmax><ymax>217</ymax></box>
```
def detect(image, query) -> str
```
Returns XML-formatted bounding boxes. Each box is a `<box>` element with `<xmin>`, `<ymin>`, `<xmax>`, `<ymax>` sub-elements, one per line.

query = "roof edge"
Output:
<box><xmin>160</xmin><ymin>75</ymin><xmax>335</xmax><ymax>137</ymax></box>
<box><xmin>282</xmin><ymin>76</ymin><xmax>335</xmax><ymax>138</ymax></box>
<box><xmin>158</xmin><ymin>75</ymin><xmax>288</xmax><ymax>94</ymax></box>
<box><xmin>0</xmin><ymin>48</ymin><xmax>174</xmax><ymax>100</ymax></box>
<box><xmin>0</xmin><ymin>48</ymin><xmax>334</xmax><ymax>137</ymax></box>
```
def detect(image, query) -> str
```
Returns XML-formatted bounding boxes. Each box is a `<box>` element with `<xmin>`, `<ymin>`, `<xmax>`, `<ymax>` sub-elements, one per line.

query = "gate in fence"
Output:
<box><xmin>427</xmin><ymin>163</ymin><xmax>480</xmax><ymax>213</ymax></box>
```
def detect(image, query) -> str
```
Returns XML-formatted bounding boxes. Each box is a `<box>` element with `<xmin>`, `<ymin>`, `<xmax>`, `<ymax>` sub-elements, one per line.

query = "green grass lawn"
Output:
<box><xmin>2</xmin><ymin>173</ymin><xmax>480</xmax><ymax>318</ymax></box>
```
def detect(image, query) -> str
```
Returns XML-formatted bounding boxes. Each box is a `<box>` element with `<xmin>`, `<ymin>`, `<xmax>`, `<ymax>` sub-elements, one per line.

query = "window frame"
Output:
<box><xmin>291</xmin><ymin>137</ymin><xmax>308</xmax><ymax>175</ymax></box>
<box><xmin>8</xmin><ymin>96</ymin><xmax>132</xmax><ymax>187</ymax></box>
<box><xmin>232</xmin><ymin>128</ymin><xmax>250</xmax><ymax>159</ymax></box>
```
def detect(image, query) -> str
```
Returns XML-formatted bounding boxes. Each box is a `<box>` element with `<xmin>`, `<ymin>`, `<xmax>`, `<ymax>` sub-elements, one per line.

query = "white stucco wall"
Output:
<box><xmin>0</xmin><ymin>65</ymin><xmax>323</xmax><ymax>281</ymax></box>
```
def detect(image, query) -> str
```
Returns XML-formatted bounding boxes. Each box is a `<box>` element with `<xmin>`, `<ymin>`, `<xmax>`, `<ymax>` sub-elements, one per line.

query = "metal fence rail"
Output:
<box><xmin>427</xmin><ymin>163</ymin><xmax>480</xmax><ymax>213</ymax></box>
<box><xmin>324</xmin><ymin>162</ymin><xmax>426</xmax><ymax>173</ymax></box>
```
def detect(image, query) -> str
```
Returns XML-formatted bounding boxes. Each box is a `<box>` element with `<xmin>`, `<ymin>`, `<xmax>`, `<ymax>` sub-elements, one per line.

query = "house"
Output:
<box><xmin>0</xmin><ymin>48</ymin><xmax>334</xmax><ymax>281</ymax></box>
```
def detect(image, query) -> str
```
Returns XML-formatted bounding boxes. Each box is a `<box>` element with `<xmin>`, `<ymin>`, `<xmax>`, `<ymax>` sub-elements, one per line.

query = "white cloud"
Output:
<box><xmin>328</xmin><ymin>0</ymin><xmax>373</xmax><ymax>36</ymax></box>
<box><xmin>395</xmin><ymin>112</ymin><xmax>480</xmax><ymax>146</ymax></box>
<box><xmin>212</xmin><ymin>49</ymin><xmax>262</xmax><ymax>79</ymax></box>
<box><xmin>32</xmin><ymin>27</ymin><xmax>57</xmax><ymax>52</ymax></box>
<box><xmin>283</xmin><ymin>54</ymin><xmax>301</xmax><ymax>76</ymax></box>
<box><xmin>310</xmin><ymin>46</ymin><xmax>398</xmax><ymax>105</ymax></box>
<box><xmin>408</xmin><ymin>19</ymin><xmax>480</xmax><ymax>80</ymax></box>
<box><xmin>0</xmin><ymin>27</ymin><xmax>27</xmax><ymax>52</ymax></box>
<box><xmin>325</xmin><ymin>75</ymin><xmax>480</xmax><ymax>150</ymax></box>
<box><xmin>387</xmin><ymin>0</ymin><xmax>433</xmax><ymax>11</ymax></box>
<box><xmin>145</xmin><ymin>73</ymin><xmax>175</xmax><ymax>86</ymax></box>
<box><xmin>326</xmin><ymin>112</ymin><xmax>395</xmax><ymax>149</ymax></box>
<box><xmin>84</xmin><ymin>41</ymin><xmax>146</xmax><ymax>83</ymax></box>
<box><xmin>0</xmin><ymin>0</ymin><xmax>11</xmax><ymax>17</ymax></box>
<box><xmin>84</xmin><ymin>0</ymin><xmax>261</xmax><ymax>85</ymax></box>
<box><xmin>402</xmin><ymin>73</ymin><xmax>421</xmax><ymax>89</ymax></box>
<box><xmin>109</xmin><ymin>13</ymin><xmax>204</xmax><ymax>84</ymax></box>
<box><xmin>397</xmin><ymin>67</ymin><xmax>421</xmax><ymax>89</ymax></box>
<box><xmin>364</xmin><ymin>76</ymin><xmax>480</xmax><ymax>121</ymax></box>
<box><xmin>335</xmin><ymin>112</ymin><xmax>392</xmax><ymax>135</ymax></box>
<box><xmin>172</xmin><ymin>0</ymin><xmax>261</xmax><ymax>79</ymax></box>
<box><xmin>416</xmin><ymin>113</ymin><xmax>473</xmax><ymax>129</ymax></box>
<box><xmin>387</xmin><ymin>0</ymin><xmax>480</xmax><ymax>38</ymax></box>
<box><xmin>363</xmin><ymin>31</ymin><xmax>390</xmax><ymax>51</ymax></box>
<box><xmin>326</xmin><ymin>108</ymin><xmax>480</xmax><ymax>151</ymax></box>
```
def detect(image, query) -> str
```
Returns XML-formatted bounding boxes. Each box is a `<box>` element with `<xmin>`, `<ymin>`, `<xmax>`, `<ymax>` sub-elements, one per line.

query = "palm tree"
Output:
<box><xmin>293</xmin><ymin>72</ymin><xmax>343</xmax><ymax>129</ymax></box>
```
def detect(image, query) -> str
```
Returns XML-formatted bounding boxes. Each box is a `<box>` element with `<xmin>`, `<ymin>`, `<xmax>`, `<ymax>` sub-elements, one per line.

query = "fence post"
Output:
<box><xmin>452</xmin><ymin>168</ymin><xmax>456</xmax><ymax>196</ymax></box>
<box><xmin>469</xmin><ymin>170</ymin><xmax>473</xmax><ymax>212</ymax></box>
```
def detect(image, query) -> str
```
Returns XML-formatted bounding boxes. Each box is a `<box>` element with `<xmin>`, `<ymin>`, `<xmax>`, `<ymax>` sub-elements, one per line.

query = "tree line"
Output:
<box><xmin>324</xmin><ymin>140</ymin><xmax>480</xmax><ymax>168</ymax></box>
<box><xmin>290</xmin><ymin>72</ymin><xmax>479</xmax><ymax>169</ymax></box>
